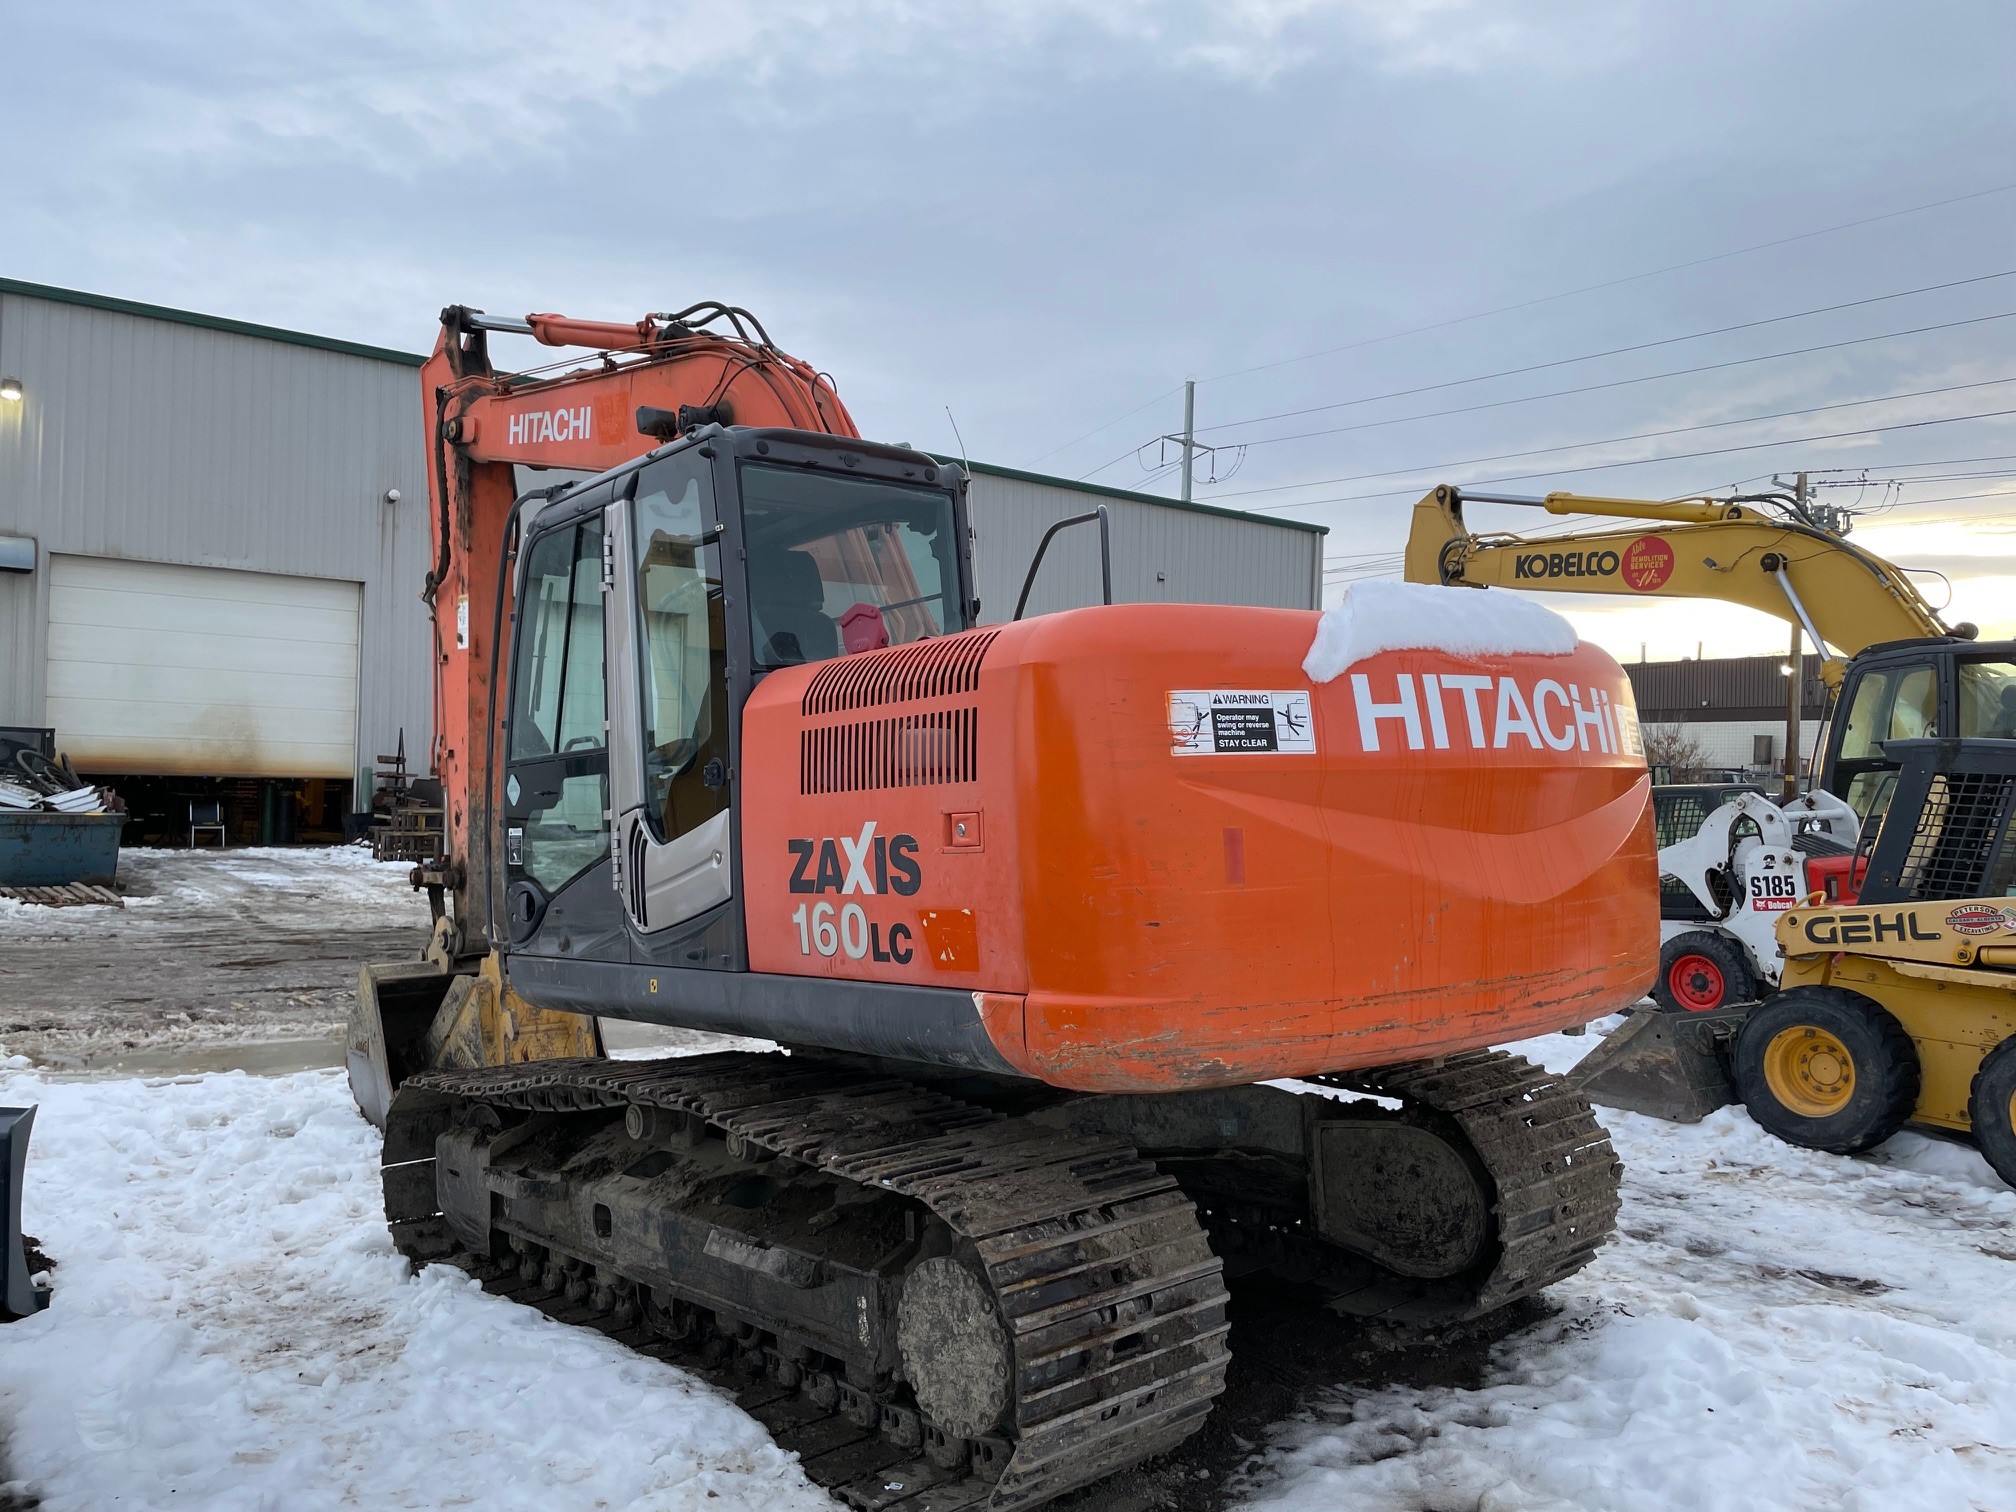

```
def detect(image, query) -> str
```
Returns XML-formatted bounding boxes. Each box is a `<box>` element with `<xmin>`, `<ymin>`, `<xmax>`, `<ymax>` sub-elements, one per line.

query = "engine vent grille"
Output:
<box><xmin>802</xmin><ymin>628</ymin><xmax>1001</xmax><ymax>715</ymax></box>
<box><xmin>801</xmin><ymin>708</ymin><xmax>979</xmax><ymax>795</ymax></box>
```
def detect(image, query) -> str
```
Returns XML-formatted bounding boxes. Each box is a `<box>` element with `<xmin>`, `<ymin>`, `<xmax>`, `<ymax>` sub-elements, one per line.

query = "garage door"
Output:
<box><xmin>46</xmin><ymin>555</ymin><xmax>361</xmax><ymax>778</ymax></box>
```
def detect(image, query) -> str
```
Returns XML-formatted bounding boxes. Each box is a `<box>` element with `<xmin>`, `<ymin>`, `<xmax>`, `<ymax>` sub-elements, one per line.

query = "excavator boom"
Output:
<box><xmin>1405</xmin><ymin>484</ymin><xmax>1953</xmax><ymax>684</ymax></box>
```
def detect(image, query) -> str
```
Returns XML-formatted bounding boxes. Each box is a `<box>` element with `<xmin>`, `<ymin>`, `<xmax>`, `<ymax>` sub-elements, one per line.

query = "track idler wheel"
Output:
<box><xmin>897</xmin><ymin>1256</ymin><xmax>1014</xmax><ymax>1440</ymax></box>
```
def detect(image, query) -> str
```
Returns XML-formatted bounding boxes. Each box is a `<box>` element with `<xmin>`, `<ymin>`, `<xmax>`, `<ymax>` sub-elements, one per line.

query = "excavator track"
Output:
<box><xmin>1308</xmin><ymin>1049</ymin><xmax>1622</xmax><ymax>1323</ymax></box>
<box><xmin>378</xmin><ymin>1048</ymin><xmax>1614</xmax><ymax>1509</ymax></box>
<box><xmin>382</xmin><ymin>1052</ymin><xmax>1232</xmax><ymax>1511</ymax></box>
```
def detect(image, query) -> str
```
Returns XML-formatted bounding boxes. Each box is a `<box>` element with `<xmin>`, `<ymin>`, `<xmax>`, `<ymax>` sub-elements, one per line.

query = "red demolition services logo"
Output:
<box><xmin>1623</xmin><ymin>535</ymin><xmax>1676</xmax><ymax>592</ymax></box>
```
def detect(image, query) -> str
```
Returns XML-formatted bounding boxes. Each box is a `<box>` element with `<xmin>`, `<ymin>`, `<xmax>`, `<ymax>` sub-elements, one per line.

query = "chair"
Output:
<box><xmin>189</xmin><ymin>799</ymin><xmax>227</xmax><ymax>849</ymax></box>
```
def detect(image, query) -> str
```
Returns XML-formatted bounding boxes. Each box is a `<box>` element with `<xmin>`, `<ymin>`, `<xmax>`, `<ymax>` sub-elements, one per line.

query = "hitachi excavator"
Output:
<box><xmin>347</xmin><ymin>305</ymin><xmax>1654</xmax><ymax>1510</ymax></box>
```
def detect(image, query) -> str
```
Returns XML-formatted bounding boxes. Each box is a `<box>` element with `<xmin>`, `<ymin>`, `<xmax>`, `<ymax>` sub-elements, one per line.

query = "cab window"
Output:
<box><xmin>633</xmin><ymin>473</ymin><xmax>730</xmax><ymax>841</ymax></box>
<box><xmin>1838</xmin><ymin>664</ymin><xmax>1938</xmax><ymax>759</ymax></box>
<box><xmin>1958</xmin><ymin>659</ymin><xmax>2016</xmax><ymax>739</ymax></box>
<box><xmin>740</xmin><ymin>463</ymin><xmax>963</xmax><ymax>668</ymax></box>
<box><xmin>506</xmin><ymin>521</ymin><xmax>609</xmax><ymax>894</ymax></box>
<box><xmin>510</xmin><ymin>523</ymin><xmax>607</xmax><ymax>761</ymax></box>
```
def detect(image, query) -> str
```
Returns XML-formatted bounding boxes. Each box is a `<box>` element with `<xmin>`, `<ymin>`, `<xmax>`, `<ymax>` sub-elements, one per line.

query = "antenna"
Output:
<box><xmin>945</xmin><ymin>407</ymin><xmax>971</xmax><ymax>475</ymax></box>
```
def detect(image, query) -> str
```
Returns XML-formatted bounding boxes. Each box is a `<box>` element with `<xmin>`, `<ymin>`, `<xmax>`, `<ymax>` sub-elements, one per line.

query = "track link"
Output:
<box><xmin>382</xmin><ymin>1053</ymin><xmax>1231</xmax><ymax>1511</ymax></box>
<box><xmin>1311</xmin><ymin>1048</ymin><xmax>1623</xmax><ymax>1323</ymax></box>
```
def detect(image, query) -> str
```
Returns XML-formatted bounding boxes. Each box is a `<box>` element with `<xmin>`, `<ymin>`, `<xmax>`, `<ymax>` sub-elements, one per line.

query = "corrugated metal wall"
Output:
<box><xmin>962</xmin><ymin>465</ymin><xmax>1323</xmax><ymax>622</ymax></box>
<box><xmin>0</xmin><ymin>283</ymin><xmax>1318</xmax><ymax>793</ymax></box>
<box><xmin>1626</xmin><ymin>652</ymin><xmax>1828</xmax><ymax>723</ymax></box>
<box><xmin>0</xmin><ymin>288</ymin><xmax>432</xmax><ymax>785</ymax></box>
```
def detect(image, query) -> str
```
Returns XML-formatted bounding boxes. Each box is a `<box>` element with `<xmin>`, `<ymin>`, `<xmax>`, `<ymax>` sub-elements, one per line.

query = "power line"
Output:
<box><xmin>1150</xmin><ymin>311</ymin><xmax>2014</xmax><ymax>461</ymax></box>
<box><xmin>1025</xmin><ymin>179</ymin><xmax>2016</xmax><ymax>470</ymax></box>
<box><xmin>1186</xmin><ymin>273</ymin><xmax>2015</xmax><ymax>442</ymax></box>
<box><xmin>1200</xmin><ymin>183</ymin><xmax>2016</xmax><ymax>385</ymax></box>
<box><xmin>1807</xmin><ymin>452</ymin><xmax>2016</xmax><ymax>473</ymax></box>
<box><xmin>1211</xmin><ymin>376</ymin><xmax>2016</xmax><ymax>502</ymax></box>
<box><xmin>1024</xmin><ymin>385</ymin><xmax>1184</xmax><ymax>469</ymax></box>
<box><xmin>1235</xmin><ymin>403</ymin><xmax>2016</xmax><ymax>514</ymax></box>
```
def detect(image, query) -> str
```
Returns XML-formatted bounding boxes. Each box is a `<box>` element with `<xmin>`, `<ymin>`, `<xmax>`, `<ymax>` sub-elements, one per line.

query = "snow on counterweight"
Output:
<box><xmin>1302</xmin><ymin>578</ymin><xmax>1579</xmax><ymax>684</ymax></box>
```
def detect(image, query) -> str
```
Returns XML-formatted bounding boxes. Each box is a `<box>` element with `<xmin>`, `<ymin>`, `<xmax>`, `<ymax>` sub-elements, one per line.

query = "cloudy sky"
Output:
<box><xmin>7</xmin><ymin>0</ymin><xmax>2012</xmax><ymax>656</ymax></box>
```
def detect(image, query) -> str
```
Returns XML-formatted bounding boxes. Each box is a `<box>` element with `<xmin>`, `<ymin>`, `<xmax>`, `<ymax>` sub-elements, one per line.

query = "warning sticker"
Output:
<box><xmin>1613</xmin><ymin>701</ymin><xmax>1645</xmax><ymax>758</ymax></box>
<box><xmin>1169</xmin><ymin>690</ymin><xmax>1317</xmax><ymax>756</ymax></box>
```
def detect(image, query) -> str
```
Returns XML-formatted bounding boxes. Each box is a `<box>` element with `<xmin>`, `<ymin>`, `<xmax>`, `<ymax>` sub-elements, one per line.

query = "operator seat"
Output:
<box><xmin>1989</xmin><ymin>685</ymin><xmax>2016</xmax><ymax>740</ymax></box>
<box><xmin>750</xmin><ymin>547</ymin><xmax>838</xmax><ymax>665</ymax></box>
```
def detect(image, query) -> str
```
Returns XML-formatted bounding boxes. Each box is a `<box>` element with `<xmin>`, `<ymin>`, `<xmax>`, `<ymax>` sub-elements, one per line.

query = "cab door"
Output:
<box><xmin>1826</xmin><ymin>657</ymin><xmax>1939</xmax><ymax>823</ymax></box>
<box><xmin>500</xmin><ymin>507</ymin><xmax>627</xmax><ymax>960</ymax></box>
<box><xmin>606</xmin><ymin>449</ymin><xmax>743</xmax><ymax>968</ymax></box>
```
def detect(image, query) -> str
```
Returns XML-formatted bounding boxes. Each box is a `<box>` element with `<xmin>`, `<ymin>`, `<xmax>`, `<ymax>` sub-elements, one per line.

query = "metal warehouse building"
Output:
<box><xmin>1625</xmin><ymin>652</ymin><xmax>1829</xmax><ymax>779</ymax></box>
<box><xmin>0</xmin><ymin>278</ymin><xmax>1323</xmax><ymax>841</ymax></box>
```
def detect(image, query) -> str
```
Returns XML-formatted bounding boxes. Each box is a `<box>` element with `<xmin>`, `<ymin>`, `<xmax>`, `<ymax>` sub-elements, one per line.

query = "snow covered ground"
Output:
<box><xmin>1</xmin><ymin>1024</ymin><xmax>2012</xmax><ymax>1511</ymax></box>
<box><xmin>1236</xmin><ymin>1025</ymin><xmax>2016</xmax><ymax>1512</ymax></box>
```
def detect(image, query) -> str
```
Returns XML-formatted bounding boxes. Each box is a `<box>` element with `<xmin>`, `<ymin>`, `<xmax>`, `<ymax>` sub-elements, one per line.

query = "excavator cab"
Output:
<box><xmin>498</xmin><ymin>427</ymin><xmax>974</xmax><ymax>980</ymax></box>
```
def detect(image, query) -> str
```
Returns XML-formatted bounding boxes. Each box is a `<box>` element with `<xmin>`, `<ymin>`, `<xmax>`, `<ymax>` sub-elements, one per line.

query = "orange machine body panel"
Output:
<box><xmin>741</xmin><ymin>603</ymin><xmax>1656</xmax><ymax>1093</ymax></box>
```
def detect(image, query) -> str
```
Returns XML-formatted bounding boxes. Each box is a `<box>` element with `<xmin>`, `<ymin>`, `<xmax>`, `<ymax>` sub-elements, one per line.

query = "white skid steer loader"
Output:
<box><xmin>1572</xmin><ymin>788</ymin><xmax>1863</xmax><ymax>1125</ymax></box>
<box><xmin>1653</xmin><ymin>789</ymin><xmax>1863</xmax><ymax>1013</ymax></box>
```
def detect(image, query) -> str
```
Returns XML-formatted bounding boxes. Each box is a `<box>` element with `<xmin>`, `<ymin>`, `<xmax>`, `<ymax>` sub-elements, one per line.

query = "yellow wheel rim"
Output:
<box><xmin>1762</xmin><ymin>1026</ymin><xmax>1857</xmax><ymax>1117</ymax></box>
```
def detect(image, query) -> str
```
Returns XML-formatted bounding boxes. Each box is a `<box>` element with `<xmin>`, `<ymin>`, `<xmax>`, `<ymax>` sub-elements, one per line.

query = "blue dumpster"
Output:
<box><xmin>0</xmin><ymin>811</ymin><xmax>123</xmax><ymax>887</ymax></box>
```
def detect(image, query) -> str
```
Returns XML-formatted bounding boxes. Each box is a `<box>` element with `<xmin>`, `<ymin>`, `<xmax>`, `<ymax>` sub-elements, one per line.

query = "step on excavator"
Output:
<box><xmin>1403</xmin><ymin>483</ymin><xmax>2016</xmax><ymax>1139</ymax></box>
<box><xmin>347</xmin><ymin>304</ymin><xmax>1655</xmax><ymax>1510</ymax></box>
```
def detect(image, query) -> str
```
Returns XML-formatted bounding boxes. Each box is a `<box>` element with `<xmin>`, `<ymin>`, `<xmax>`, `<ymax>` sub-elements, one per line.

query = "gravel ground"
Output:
<box><xmin>0</xmin><ymin>847</ymin><xmax>431</xmax><ymax>1070</ymax></box>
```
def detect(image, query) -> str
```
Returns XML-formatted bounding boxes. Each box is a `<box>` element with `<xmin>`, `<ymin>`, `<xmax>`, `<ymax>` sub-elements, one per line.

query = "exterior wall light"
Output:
<box><xmin>0</xmin><ymin>378</ymin><xmax>22</xmax><ymax>402</ymax></box>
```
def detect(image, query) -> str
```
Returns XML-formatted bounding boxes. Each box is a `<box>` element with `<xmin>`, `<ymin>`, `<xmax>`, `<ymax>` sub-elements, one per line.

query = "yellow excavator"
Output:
<box><xmin>1405</xmin><ymin>483</ymin><xmax>2009</xmax><ymax>809</ymax></box>
<box><xmin>1404</xmin><ymin>485</ymin><xmax>2016</xmax><ymax>1182</ymax></box>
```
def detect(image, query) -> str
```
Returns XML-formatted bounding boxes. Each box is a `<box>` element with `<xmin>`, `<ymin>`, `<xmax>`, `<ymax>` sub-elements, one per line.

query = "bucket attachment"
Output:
<box><xmin>1571</xmin><ymin>1006</ymin><xmax>1747</xmax><ymax>1124</ymax></box>
<box><xmin>347</xmin><ymin>954</ymin><xmax>603</xmax><ymax>1129</ymax></box>
<box><xmin>2</xmin><ymin>1105</ymin><xmax>52</xmax><ymax>1320</ymax></box>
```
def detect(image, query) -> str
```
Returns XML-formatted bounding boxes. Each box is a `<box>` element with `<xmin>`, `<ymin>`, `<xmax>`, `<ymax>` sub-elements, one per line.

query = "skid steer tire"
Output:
<box><xmin>1653</xmin><ymin>930</ymin><xmax>1756</xmax><ymax>1014</ymax></box>
<box><xmin>1966</xmin><ymin>1037</ymin><xmax>2016</xmax><ymax>1189</ymax></box>
<box><xmin>1733</xmin><ymin>988</ymin><xmax>1919</xmax><ymax>1155</ymax></box>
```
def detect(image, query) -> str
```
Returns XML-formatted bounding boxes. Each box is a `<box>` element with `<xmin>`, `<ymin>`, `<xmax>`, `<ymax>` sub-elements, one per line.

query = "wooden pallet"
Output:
<box><xmin>0</xmin><ymin>883</ymin><xmax>124</xmax><ymax>908</ymax></box>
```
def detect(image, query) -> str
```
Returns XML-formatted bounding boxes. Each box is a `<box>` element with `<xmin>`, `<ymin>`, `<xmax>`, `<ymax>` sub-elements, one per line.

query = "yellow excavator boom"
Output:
<box><xmin>1403</xmin><ymin>485</ymin><xmax>1956</xmax><ymax>684</ymax></box>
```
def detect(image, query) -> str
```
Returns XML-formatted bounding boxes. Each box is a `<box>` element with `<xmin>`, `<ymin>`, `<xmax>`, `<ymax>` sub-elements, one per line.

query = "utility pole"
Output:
<box><xmin>1156</xmin><ymin>380</ymin><xmax>1240</xmax><ymax>502</ymax></box>
<box><xmin>1783</xmin><ymin>469</ymin><xmax>1808</xmax><ymax>800</ymax></box>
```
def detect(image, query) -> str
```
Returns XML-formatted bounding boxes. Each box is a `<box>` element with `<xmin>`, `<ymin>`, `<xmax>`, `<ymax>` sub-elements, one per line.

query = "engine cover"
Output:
<box><xmin>739</xmin><ymin>602</ymin><xmax>1656</xmax><ymax>1092</ymax></box>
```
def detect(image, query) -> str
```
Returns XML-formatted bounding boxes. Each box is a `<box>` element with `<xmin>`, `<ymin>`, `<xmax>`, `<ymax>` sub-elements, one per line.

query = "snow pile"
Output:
<box><xmin>1302</xmin><ymin>579</ymin><xmax>1578</xmax><ymax>684</ymax></box>
<box><xmin>0</xmin><ymin>1066</ymin><xmax>829</xmax><ymax>1512</ymax></box>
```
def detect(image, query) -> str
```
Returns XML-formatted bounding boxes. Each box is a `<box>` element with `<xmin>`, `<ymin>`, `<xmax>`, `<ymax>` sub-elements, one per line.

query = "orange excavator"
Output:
<box><xmin>347</xmin><ymin>302</ymin><xmax>1655</xmax><ymax>1509</ymax></box>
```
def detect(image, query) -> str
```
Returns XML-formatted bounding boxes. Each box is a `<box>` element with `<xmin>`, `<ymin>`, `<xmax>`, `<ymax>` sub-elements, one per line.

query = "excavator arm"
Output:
<box><xmin>1403</xmin><ymin>484</ymin><xmax>1959</xmax><ymax>685</ymax></box>
<box><xmin>419</xmin><ymin>302</ymin><xmax>857</xmax><ymax>946</ymax></box>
